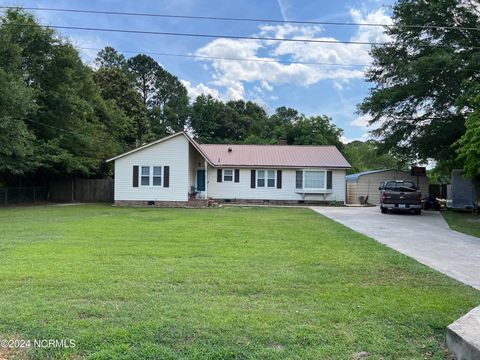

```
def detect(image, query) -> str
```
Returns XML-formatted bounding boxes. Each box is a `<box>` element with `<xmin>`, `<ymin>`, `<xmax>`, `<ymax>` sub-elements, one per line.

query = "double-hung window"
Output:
<box><xmin>257</xmin><ymin>170</ymin><xmax>265</xmax><ymax>187</ymax></box>
<box><xmin>257</xmin><ymin>170</ymin><xmax>275</xmax><ymax>188</ymax></box>
<box><xmin>140</xmin><ymin>166</ymin><xmax>162</xmax><ymax>186</ymax></box>
<box><xmin>267</xmin><ymin>170</ymin><xmax>275</xmax><ymax>187</ymax></box>
<box><xmin>141</xmin><ymin>166</ymin><xmax>150</xmax><ymax>186</ymax></box>
<box><xmin>153</xmin><ymin>166</ymin><xmax>162</xmax><ymax>186</ymax></box>
<box><xmin>223</xmin><ymin>169</ymin><xmax>233</xmax><ymax>182</ymax></box>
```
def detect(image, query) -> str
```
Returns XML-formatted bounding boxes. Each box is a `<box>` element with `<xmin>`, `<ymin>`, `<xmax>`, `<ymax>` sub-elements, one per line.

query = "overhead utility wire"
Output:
<box><xmin>79</xmin><ymin>46</ymin><xmax>369</xmax><ymax>67</ymax></box>
<box><xmin>9</xmin><ymin>23</ymin><xmax>480</xmax><ymax>49</ymax></box>
<box><xmin>3</xmin><ymin>6</ymin><xmax>480</xmax><ymax>32</ymax></box>
<box><xmin>7</xmin><ymin>23</ymin><xmax>384</xmax><ymax>46</ymax></box>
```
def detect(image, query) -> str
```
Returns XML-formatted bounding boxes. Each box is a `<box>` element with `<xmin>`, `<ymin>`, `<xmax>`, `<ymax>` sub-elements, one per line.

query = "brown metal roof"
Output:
<box><xmin>106</xmin><ymin>132</ymin><xmax>350</xmax><ymax>168</ymax></box>
<box><xmin>198</xmin><ymin>143</ymin><xmax>351</xmax><ymax>168</ymax></box>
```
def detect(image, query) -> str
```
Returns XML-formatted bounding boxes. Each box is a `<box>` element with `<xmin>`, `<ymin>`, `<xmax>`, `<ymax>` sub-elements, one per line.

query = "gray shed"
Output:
<box><xmin>346</xmin><ymin>169</ymin><xmax>429</xmax><ymax>205</ymax></box>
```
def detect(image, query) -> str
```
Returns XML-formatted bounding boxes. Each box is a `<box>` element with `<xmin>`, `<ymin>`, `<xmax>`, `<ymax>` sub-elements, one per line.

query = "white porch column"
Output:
<box><xmin>204</xmin><ymin>160</ymin><xmax>208</xmax><ymax>199</ymax></box>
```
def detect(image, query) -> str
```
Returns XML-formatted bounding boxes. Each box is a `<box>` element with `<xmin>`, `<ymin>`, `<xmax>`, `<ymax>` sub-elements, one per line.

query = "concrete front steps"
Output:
<box><xmin>447</xmin><ymin>306</ymin><xmax>480</xmax><ymax>359</ymax></box>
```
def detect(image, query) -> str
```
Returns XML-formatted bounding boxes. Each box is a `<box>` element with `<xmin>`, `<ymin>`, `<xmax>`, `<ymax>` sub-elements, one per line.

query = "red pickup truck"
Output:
<box><xmin>379</xmin><ymin>180</ymin><xmax>422</xmax><ymax>215</ymax></box>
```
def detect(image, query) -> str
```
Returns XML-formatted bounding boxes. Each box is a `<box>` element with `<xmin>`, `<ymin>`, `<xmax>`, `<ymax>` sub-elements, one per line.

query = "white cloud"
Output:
<box><xmin>340</xmin><ymin>135</ymin><xmax>357</xmax><ymax>144</ymax></box>
<box><xmin>180</xmin><ymin>80</ymin><xmax>221</xmax><ymax>100</ymax></box>
<box><xmin>259</xmin><ymin>24</ymin><xmax>324</xmax><ymax>39</ymax></box>
<box><xmin>260</xmin><ymin>80</ymin><xmax>273</xmax><ymax>92</ymax></box>
<box><xmin>350</xmin><ymin>8</ymin><xmax>392</xmax><ymax>44</ymax></box>
<box><xmin>341</xmin><ymin>130</ymin><xmax>374</xmax><ymax>144</ymax></box>
<box><xmin>351</xmin><ymin>114</ymin><xmax>372</xmax><ymax>128</ymax></box>
<box><xmin>193</xmin><ymin>8</ymin><xmax>391</xmax><ymax>99</ymax></box>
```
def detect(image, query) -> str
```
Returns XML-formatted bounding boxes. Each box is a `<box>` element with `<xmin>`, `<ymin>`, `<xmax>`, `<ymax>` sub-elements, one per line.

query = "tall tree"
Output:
<box><xmin>359</xmin><ymin>0</ymin><xmax>480</xmax><ymax>171</ymax></box>
<box><xmin>0</xmin><ymin>9</ymin><xmax>122</xmax><ymax>180</ymax></box>
<box><xmin>190</xmin><ymin>95</ymin><xmax>224</xmax><ymax>143</ymax></box>
<box><xmin>152</xmin><ymin>68</ymin><xmax>189</xmax><ymax>134</ymax></box>
<box><xmin>94</xmin><ymin>46</ymin><xmax>127</xmax><ymax>70</ymax></box>
<box><xmin>127</xmin><ymin>55</ymin><xmax>189</xmax><ymax>137</ymax></box>
<box><xmin>0</xmin><ymin>68</ymin><xmax>36</xmax><ymax>176</ymax></box>
<box><xmin>190</xmin><ymin>97</ymin><xmax>271</xmax><ymax>144</ymax></box>
<box><xmin>343</xmin><ymin>140</ymin><xmax>408</xmax><ymax>174</ymax></box>
<box><xmin>127</xmin><ymin>54</ymin><xmax>160</xmax><ymax>108</ymax></box>
<box><xmin>94</xmin><ymin>47</ymin><xmax>148</xmax><ymax>143</ymax></box>
<box><xmin>456</xmin><ymin>88</ymin><xmax>480</xmax><ymax>178</ymax></box>
<box><xmin>287</xmin><ymin>115</ymin><xmax>343</xmax><ymax>148</ymax></box>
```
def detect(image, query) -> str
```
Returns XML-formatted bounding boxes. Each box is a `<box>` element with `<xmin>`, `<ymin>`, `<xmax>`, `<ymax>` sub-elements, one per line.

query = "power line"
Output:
<box><xmin>9</xmin><ymin>23</ymin><xmax>480</xmax><ymax>49</ymax></box>
<box><xmin>3</xmin><ymin>6</ymin><xmax>480</xmax><ymax>32</ymax></box>
<box><xmin>79</xmin><ymin>46</ymin><xmax>370</xmax><ymax>67</ymax></box>
<box><xmin>8</xmin><ymin>22</ymin><xmax>385</xmax><ymax>46</ymax></box>
<box><xmin>81</xmin><ymin>47</ymin><xmax>480</xmax><ymax>71</ymax></box>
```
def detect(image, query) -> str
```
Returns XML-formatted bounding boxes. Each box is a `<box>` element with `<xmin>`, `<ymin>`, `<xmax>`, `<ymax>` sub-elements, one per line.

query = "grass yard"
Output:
<box><xmin>0</xmin><ymin>205</ymin><xmax>479</xmax><ymax>359</ymax></box>
<box><xmin>442</xmin><ymin>210</ymin><xmax>480</xmax><ymax>238</ymax></box>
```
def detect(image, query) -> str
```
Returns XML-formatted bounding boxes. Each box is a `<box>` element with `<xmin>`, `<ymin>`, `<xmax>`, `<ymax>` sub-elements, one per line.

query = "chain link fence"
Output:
<box><xmin>0</xmin><ymin>187</ymin><xmax>47</xmax><ymax>206</ymax></box>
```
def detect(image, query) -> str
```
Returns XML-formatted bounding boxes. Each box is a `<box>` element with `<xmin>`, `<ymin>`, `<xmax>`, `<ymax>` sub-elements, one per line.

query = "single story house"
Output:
<box><xmin>346</xmin><ymin>169</ymin><xmax>429</xmax><ymax>205</ymax></box>
<box><xmin>106</xmin><ymin>132</ymin><xmax>351</xmax><ymax>207</ymax></box>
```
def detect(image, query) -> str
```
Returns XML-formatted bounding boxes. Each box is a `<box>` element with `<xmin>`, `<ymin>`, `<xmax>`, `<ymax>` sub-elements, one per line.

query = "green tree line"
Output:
<box><xmin>3</xmin><ymin>2</ymin><xmax>479</xmax><ymax>185</ymax></box>
<box><xmin>0</xmin><ymin>9</ymin><xmax>360</xmax><ymax>185</ymax></box>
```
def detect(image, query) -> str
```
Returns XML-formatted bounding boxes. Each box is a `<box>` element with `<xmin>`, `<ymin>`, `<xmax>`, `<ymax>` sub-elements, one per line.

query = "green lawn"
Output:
<box><xmin>0</xmin><ymin>205</ymin><xmax>479</xmax><ymax>359</ymax></box>
<box><xmin>442</xmin><ymin>210</ymin><xmax>480</xmax><ymax>238</ymax></box>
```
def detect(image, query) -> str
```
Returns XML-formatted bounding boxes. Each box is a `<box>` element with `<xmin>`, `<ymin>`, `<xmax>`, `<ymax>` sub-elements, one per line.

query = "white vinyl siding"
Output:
<box><xmin>207</xmin><ymin>166</ymin><xmax>346</xmax><ymax>202</ymax></box>
<box><xmin>113</xmin><ymin>134</ymin><xmax>189</xmax><ymax>201</ymax></box>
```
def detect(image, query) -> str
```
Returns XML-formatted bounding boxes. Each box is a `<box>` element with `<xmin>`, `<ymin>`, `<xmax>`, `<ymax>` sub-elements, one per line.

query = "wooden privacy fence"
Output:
<box><xmin>49</xmin><ymin>179</ymin><xmax>114</xmax><ymax>203</ymax></box>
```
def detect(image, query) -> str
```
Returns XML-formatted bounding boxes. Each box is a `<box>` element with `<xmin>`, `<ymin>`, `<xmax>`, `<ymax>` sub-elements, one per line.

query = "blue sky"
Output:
<box><xmin>6</xmin><ymin>0</ymin><xmax>394</xmax><ymax>142</ymax></box>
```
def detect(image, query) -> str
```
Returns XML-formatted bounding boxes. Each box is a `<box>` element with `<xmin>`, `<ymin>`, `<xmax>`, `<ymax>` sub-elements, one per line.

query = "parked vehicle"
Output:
<box><xmin>379</xmin><ymin>180</ymin><xmax>422</xmax><ymax>214</ymax></box>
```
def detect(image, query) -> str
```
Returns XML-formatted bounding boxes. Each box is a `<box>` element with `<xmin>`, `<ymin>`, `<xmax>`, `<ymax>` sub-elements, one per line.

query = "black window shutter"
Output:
<box><xmin>296</xmin><ymin>171</ymin><xmax>303</xmax><ymax>189</ymax></box>
<box><xmin>327</xmin><ymin>171</ymin><xmax>332</xmax><ymax>189</ymax></box>
<box><xmin>164</xmin><ymin>166</ymin><xmax>170</xmax><ymax>188</ymax></box>
<box><xmin>133</xmin><ymin>166</ymin><xmax>139</xmax><ymax>187</ymax></box>
<box><xmin>276</xmin><ymin>170</ymin><xmax>282</xmax><ymax>189</ymax></box>
<box><xmin>234</xmin><ymin>169</ymin><xmax>240</xmax><ymax>183</ymax></box>
<box><xmin>250</xmin><ymin>170</ymin><xmax>256</xmax><ymax>188</ymax></box>
<box><xmin>217</xmin><ymin>169</ymin><xmax>222</xmax><ymax>182</ymax></box>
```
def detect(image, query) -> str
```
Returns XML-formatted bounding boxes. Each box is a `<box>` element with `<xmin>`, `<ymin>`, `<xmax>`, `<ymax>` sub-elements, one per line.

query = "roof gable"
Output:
<box><xmin>106</xmin><ymin>132</ymin><xmax>212</xmax><ymax>164</ymax></box>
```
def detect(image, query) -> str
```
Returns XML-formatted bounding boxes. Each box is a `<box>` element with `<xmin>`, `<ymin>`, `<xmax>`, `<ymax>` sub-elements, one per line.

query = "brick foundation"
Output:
<box><xmin>114</xmin><ymin>199</ymin><xmax>208</xmax><ymax>208</ymax></box>
<box><xmin>213</xmin><ymin>199</ymin><xmax>342</xmax><ymax>206</ymax></box>
<box><xmin>114</xmin><ymin>198</ymin><xmax>342</xmax><ymax>208</ymax></box>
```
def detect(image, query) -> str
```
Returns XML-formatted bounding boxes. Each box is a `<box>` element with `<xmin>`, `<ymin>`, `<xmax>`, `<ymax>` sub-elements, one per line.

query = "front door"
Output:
<box><xmin>197</xmin><ymin>170</ymin><xmax>206</xmax><ymax>192</ymax></box>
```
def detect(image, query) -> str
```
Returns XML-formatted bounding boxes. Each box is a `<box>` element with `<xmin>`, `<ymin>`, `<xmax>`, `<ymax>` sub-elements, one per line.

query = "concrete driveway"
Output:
<box><xmin>310</xmin><ymin>206</ymin><xmax>480</xmax><ymax>290</ymax></box>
